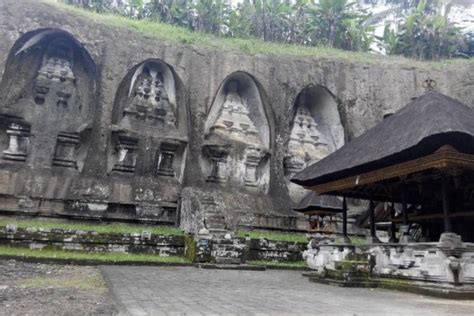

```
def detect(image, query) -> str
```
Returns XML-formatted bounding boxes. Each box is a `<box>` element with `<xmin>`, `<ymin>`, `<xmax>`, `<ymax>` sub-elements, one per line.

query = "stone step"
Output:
<box><xmin>325</xmin><ymin>268</ymin><xmax>369</xmax><ymax>281</ymax></box>
<box><xmin>309</xmin><ymin>276</ymin><xmax>378</xmax><ymax>288</ymax></box>
<box><xmin>195</xmin><ymin>263</ymin><xmax>265</xmax><ymax>271</ymax></box>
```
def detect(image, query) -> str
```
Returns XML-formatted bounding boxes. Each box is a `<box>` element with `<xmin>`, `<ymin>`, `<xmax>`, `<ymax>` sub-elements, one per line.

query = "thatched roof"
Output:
<box><xmin>293</xmin><ymin>192</ymin><xmax>342</xmax><ymax>213</ymax></box>
<box><xmin>292</xmin><ymin>92</ymin><xmax>474</xmax><ymax>188</ymax></box>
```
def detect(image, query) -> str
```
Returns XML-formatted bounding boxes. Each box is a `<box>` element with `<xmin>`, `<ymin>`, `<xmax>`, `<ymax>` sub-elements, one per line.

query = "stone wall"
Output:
<box><xmin>0</xmin><ymin>224</ymin><xmax>306</xmax><ymax>264</ymax></box>
<box><xmin>0</xmin><ymin>0</ymin><xmax>472</xmax><ymax>232</ymax></box>
<box><xmin>0</xmin><ymin>225</ymin><xmax>185</xmax><ymax>256</ymax></box>
<box><xmin>194</xmin><ymin>236</ymin><xmax>306</xmax><ymax>264</ymax></box>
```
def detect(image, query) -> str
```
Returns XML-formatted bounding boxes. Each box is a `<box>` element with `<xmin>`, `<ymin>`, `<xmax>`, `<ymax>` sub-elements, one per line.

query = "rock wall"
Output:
<box><xmin>0</xmin><ymin>0</ymin><xmax>472</xmax><ymax>232</ymax></box>
<box><xmin>0</xmin><ymin>225</ymin><xmax>185</xmax><ymax>256</ymax></box>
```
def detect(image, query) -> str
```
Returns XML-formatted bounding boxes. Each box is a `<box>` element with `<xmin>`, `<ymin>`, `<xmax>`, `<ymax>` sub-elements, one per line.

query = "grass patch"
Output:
<box><xmin>0</xmin><ymin>246</ymin><xmax>191</xmax><ymax>264</ymax></box>
<box><xmin>237</xmin><ymin>230</ymin><xmax>308</xmax><ymax>243</ymax></box>
<box><xmin>249</xmin><ymin>260</ymin><xmax>307</xmax><ymax>268</ymax></box>
<box><xmin>0</xmin><ymin>218</ymin><xmax>184</xmax><ymax>236</ymax></box>
<box><xmin>43</xmin><ymin>0</ymin><xmax>473</xmax><ymax>68</ymax></box>
<box><xmin>21</xmin><ymin>273</ymin><xmax>105</xmax><ymax>290</ymax></box>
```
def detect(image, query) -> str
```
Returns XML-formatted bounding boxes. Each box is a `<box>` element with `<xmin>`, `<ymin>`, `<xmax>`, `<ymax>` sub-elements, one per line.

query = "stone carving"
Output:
<box><xmin>122</xmin><ymin>65</ymin><xmax>176</xmax><ymax>127</ymax></box>
<box><xmin>34</xmin><ymin>40</ymin><xmax>75</xmax><ymax>108</ymax></box>
<box><xmin>3</xmin><ymin>123</ymin><xmax>30</xmax><ymax>162</ymax></box>
<box><xmin>204</xmin><ymin>144</ymin><xmax>231</xmax><ymax>183</ymax></box>
<box><xmin>285</xmin><ymin>103</ymin><xmax>330</xmax><ymax>175</ymax></box>
<box><xmin>157</xmin><ymin>140</ymin><xmax>181</xmax><ymax>177</ymax></box>
<box><xmin>209</xmin><ymin>81</ymin><xmax>262</xmax><ymax>147</ymax></box>
<box><xmin>52</xmin><ymin>131</ymin><xmax>80</xmax><ymax>168</ymax></box>
<box><xmin>204</xmin><ymin>77</ymin><xmax>270</xmax><ymax>191</ymax></box>
<box><xmin>244</xmin><ymin>146</ymin><xmax>266</xmax><ymax>187</ymax></box>
<box><xmin>112</xmin><ymin>133</ymin><xmax>139</xmax><ymax>173</ymax></box>
<box><xmin>283</xmin><ymin>155</ymin><xmax>305</xmax><ymax>175</ymax></box>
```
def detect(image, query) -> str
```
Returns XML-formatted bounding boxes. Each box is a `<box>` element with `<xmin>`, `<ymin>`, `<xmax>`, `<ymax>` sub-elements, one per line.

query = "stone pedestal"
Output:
<box><xmin>204</xmin><ymin>144</ymin><xmax>231</xmax><ymax>183</ymax></box>
<box><xmin>157</xmin><ymin>140</ymin><xmax>180</xmax><ymax>177</ymax></box>
<box><xmin>52</xmin><ymin>131</ymin><xmax>80</xmax><ymax>168</ymax></box>
<box><xmin>112</xmin><ymin>133</ymin><xmax>139</xmax><ymax>173</ymax></box>
<box><xmin>3</xmin><ymin>123</ymin><xmax>30</xmax><ymax>162</ymax></box>
<box><xmin>244</xmin><ymin>147</ymin><xmax>265</xmax><ymax>187</ymax></box>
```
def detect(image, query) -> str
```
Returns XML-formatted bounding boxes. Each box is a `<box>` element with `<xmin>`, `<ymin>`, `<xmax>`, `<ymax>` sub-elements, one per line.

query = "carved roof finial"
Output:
<box><xmin>422</xmin><ymin>78</ymin><xmax>437</xmax><ymax>92</ymax></box>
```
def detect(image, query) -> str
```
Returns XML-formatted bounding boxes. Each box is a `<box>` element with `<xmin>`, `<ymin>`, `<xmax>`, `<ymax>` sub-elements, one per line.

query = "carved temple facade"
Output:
<box><xmin>0</xmin><ymin>25</ymin><xmax>470</xmax><ymax>236</ymax></box>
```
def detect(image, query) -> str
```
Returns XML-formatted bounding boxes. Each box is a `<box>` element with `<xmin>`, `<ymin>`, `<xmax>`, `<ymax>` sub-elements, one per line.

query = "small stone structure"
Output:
<box><xmin>303</xmin><ymin>234</ymin><xmax>474</xmax><ymax>286</ymax></box>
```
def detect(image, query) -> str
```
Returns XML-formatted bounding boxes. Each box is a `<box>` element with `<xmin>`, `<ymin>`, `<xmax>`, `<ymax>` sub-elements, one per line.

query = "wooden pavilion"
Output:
<box><xmin>293</xmin><ymin>192</ymin><xmax>348</xmax><ymax>241</ymax></box>
<box><xmin>292</xmin><ymin>91</ymin><xmax>474</xmax><ymax>243</ymax></box>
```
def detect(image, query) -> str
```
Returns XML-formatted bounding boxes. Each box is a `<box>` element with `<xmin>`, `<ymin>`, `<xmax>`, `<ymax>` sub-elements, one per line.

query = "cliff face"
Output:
<box><xmin>0</xmin><ymin>0</ymin><xmax>472</xmax><ymax>232</ymax></box>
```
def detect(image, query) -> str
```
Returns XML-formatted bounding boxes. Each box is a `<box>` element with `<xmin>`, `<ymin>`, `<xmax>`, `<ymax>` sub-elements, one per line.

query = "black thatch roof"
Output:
<box><xmin>292</xmin><ymin>92</ymin><xmax>474</xmax><ymax>187</ymax></box>
<box><xmin>293</xmin><ymin>192</ymin><xmax>342</xmax><ymax>213</ymax></box>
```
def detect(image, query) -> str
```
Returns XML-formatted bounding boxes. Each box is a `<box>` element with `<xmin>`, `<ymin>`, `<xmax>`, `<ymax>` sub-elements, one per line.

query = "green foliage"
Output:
<box><xmin>381</xmin><ymin>0</ymin><xmax>466</xmax><ymax>60</ymax></box>
<box><xmin>237</xmin><ymin>230</ymin><xmax>308</xmax><ymax>243</ymax></box>
<box><xmin>309</xmin><ymin>0</ymin><xmax>373</xmax><ymax>50</ymax></box>
<box><xmin>58</xmin><ymin>0</ymin><xmax>472</xmax><ymax>60</ymax></box>
<box><xmin>58</xmin><ymin>0</ymin><xmax>375</xmax><ymax>54</ymax></box>
<box><xmin>0</xmin><ymin>218</ymin><xmax>184</xmax><ymax>236</ymax></box>
<box><xmin>184</xmin><ymin>234</ymin><xmax>197</xmax><ymax>262</ymax></box>
<box><xmin>0</xmin><ymin>245</ymin><xmax>191</xmax><ymax>263</ymax></box>
<box><xmin>47</xmin><ymin>0</ymin><xmax>474</xmax><ymax>66</ymax></box>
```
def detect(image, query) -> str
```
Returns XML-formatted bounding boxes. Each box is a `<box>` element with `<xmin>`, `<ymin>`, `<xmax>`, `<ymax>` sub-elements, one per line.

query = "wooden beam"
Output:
<box><xmin>393</xmin><ymin>211</ymin><xmax>474</xmax><ymax>222</ymax></box>
<box><xmin>306</xmin><ymin>147</ymin><xmax>474</xmax><ymax>195</ymax></box>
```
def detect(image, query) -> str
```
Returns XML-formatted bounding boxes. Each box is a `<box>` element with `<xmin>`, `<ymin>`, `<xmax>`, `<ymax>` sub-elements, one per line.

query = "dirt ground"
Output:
<box><xmin>0</xmin><ymin>259</ymin><xmax>118</xmax><ymax>316</ymax></box>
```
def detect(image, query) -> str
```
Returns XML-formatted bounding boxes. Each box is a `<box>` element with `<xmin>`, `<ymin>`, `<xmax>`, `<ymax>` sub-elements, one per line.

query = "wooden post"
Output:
<box><xmin>402</xmin><ymin>186</ymin><xmax>408</xmax><ymax>226</ymax></box>
<box><xmin>366</xmin><ymin>199</ymin><xmax>380</xmax><ymax>243</ymax></box>
<box><xmin>400</xmin><ymin>186</ymin><xmax>413</xmax><ymax>243</ymax></box>
<box><xmin>389</xmin><ymin>201</ymin><xmax>397</xmax><ymax>243</ymax></box>
<box><xmin>369</xmin><ymin>199</ymin><xmax>376</xmax><ymax>238</ymax></box>
<box><xmin>442</xmin><ymin>176</ymin><xmax>452</xmax><ymax>233</ymax></box>
<box><xmin>342</xmin><ymin>197</ymin><xmax>351</xmax><ymax>243</ymax></box>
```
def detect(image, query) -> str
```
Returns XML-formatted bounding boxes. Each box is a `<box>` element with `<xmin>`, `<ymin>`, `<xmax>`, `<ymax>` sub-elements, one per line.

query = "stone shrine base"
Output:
<box><xmin>303</xmin><ymin>233</ymin><xmax>474</xmax><ymax>299</ymax></box>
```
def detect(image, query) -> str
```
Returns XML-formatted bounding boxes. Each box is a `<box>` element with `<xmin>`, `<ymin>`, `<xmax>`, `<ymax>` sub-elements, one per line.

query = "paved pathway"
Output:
<box><xmin>101</xmin><ymin>266</ymin><xmax>474</xmax><ymax>316</ymax></box>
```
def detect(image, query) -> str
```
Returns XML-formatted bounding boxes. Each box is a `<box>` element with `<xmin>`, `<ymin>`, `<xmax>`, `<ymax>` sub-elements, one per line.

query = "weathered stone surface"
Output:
<box><xmin>0</xmin><ymin>225</ymin><xmax>185</xmax><ymax>255</ymax></box>
<box><xmin>0</xmin><ymin>0</ymin><xmax>472</xmax><ymax>231</ymax></box>
<box><xmin>303</xmin><ymin>238</ymin><xmax>474</xmax><ymax>285</ymax></box>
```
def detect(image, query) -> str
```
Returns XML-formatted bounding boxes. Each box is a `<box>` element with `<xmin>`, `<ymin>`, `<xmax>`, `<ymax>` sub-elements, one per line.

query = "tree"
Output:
<box><xmin>309</xmin><ymin>0</ymin><xmax>372</xmax><ymax>50</ymax></box>
<box><xmin>191</xmin><ymin>0</ymin><xmax>230</xmax><ymax>34</ymax></box>
<box><xmin>384</xmin><ymin>0</ymin><xmax>465</xmax><ymax>60</ymax></box>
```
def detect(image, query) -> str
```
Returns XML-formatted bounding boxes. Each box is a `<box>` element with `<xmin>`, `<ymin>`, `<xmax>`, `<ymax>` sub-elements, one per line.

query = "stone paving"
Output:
<box><xmin>101</xmin><ymin>266</ymin><xmax>474</xmax><ymax>316</ymax></box>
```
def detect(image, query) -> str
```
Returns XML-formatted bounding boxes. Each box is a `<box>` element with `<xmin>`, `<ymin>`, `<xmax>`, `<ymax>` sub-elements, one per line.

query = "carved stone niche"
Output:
<box><xmin>244</xmin><ymin>146</ymin><xmax>267</xmax><ymax>187</ymax></box>
<box><xmin>52</xmin><ymin>131</ymin><xmax>80</xmax><ymax>168</ymax></box>
<box><xmin>208</xmin><ymin>80</ymin><xmax>262</xmax><ymax>146</ymax></box>
<box><xmin>203</xmin><ymin>144</ymin><xmax>231</xmax><ymax>183</ymax></box>
<box><xmin>121</xmin><ymin>63</ymin><xmax>176</xmax><ymax>129</ymax></box>
<box><xmin>3</xmin><ymin>122</ymin><xmax>31</xmax><ymax>162</ymax></box>
<box><xmin>112</xmin><ymin>132</ymin><xmax>139</xmax><ymax>174</ymax></box>
<box><xmin>285</xmin><ymin>85</ymin><xmax>345</xmax><ymax>202</ymax></box>
<box><xmin>34</xmin><ymin>39</ymin><xmax>75</xmax><ymax>108</ymax></box>
<box><xmin>157</xmin><ymin>140</ymin><xmax>181</xmax><ymax>177</ymax></box>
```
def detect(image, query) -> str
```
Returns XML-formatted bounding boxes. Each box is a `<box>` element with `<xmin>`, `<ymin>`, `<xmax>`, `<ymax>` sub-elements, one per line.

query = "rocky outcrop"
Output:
<box><xmin>0</xmin><ymin>0</ymin><xmax>472</xmax><ymax>232</ymax></box>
